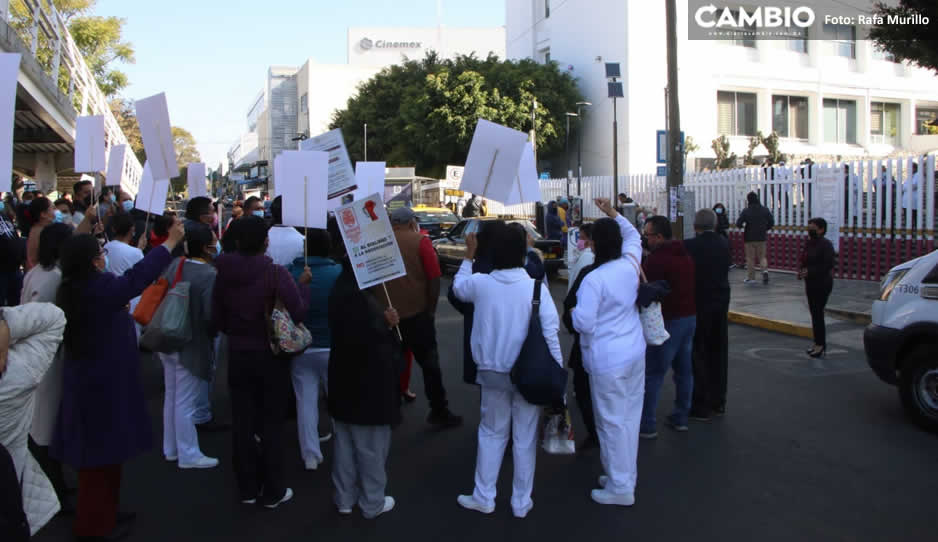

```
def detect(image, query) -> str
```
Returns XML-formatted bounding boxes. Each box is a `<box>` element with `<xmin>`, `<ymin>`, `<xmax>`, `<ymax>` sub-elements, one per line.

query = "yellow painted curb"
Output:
<box><xmin>728</xmin><ymin>310</ymin><xmax>814</xmax><ymax>339</ymax></box>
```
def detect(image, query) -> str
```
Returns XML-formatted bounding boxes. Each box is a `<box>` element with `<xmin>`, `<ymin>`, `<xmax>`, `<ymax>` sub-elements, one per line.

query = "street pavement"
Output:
<box><xmin>34</xmin><ymin>276</ymin><xmax>937</xmax><ymax>542</ymax></box>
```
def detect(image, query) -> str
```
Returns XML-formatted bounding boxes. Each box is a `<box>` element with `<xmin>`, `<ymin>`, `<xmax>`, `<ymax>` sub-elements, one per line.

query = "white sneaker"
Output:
<box><xmin>457</xmin><ymin>495</ymin><xmax>494</xmax><ymax>514</ymax></box>
<box><xmin>165</xmin><ymin>454</ymin><xmax>178</xmax><ymax>462</ymax></box>
<box><xmin>337</xmin><ymin>505</ymin><xmax>353</xmax><ymax>515</ymax></box>
<box><xmin>743</xmin><ymin>278</ymin><xmax>756</xmax><ymax>284</ymax></box>
<box><xmin>598</xmin><ymin>475</ymin><xmax>609</xmax><ymax>488</ymax></box>
<box><xmin>371</xmin><ymin>496</ymin><xmax>395</xmax><ymax>518</ymax></box>
<box><xmin>319</xmin><ymin>432</ymin><xmax>333</xmax><ymax>443</ymax></box>
<box><xmin>512</xmin><ymin>501</ymin><xmax>533</xmax><ymax>518</ymax></box>
<box><xmin>304</xmin><ymin>458</ymin><xmax>320</xmax><ymax>471</ymax></box>
<box><xmin>591</xmin><ymin>488</ymin><xmax>635</xmax><ymax>507</ymax></box>
<box><xmin>179</xmin><ymin>456</ymin><xmax>219</xmax><ymax>469</ymax></box>
<box><xmin>263</xmin><ymin>487</ymin><xmax>294</xmax><ymax>509</ymax></box>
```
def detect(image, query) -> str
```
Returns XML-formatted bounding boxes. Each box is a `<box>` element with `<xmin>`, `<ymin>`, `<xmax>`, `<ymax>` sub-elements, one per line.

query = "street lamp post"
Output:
<box><xmin>575</xmin><ymin>101</ymin><xmax>591</xmax><ymax>195</ymax></box>
<box><xmin>565</xmin><ymin>112</ymin><xmax>578</xmax><ymax>199</ymax></box>
<box><xmin>606</xmin><ymin>63</ymin><xmax>623</xmax><ymax>199</ymax></box>
<box><xmin>364</xmin><ymin>123</ymin><xmax>368</xmax><ymax>162</ymax></box>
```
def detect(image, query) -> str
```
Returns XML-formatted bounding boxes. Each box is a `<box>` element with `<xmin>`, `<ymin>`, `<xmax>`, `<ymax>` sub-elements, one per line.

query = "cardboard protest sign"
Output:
<box><xmin>344</xmin><ymin>161</ymin><xmax>386</xmax><ymax>209</ymax></box>
<box><xmin>134</xmin><ymin>163</ymin><xmax>169</xmax><ymax>215</ymax></box>
<box><xmin>105</xmin><ymin>144</ymin><xmax>127</xmax><ymax>187</ymax></box>
<box><xmin>299</xmin><ymin>128</ymin><xmax>357</xmax><ymax>201</ymax></box>
<box><xmin>504</xmin><ymin>142</ymin><xmax>541</xmax><ymax>205</ymax></box>
<box><xmin>74</xmin><ymin>116</ymin><xmax>106</xmax><ymax>173</ymax></box>
<box><xmin>135</xmin><ymin>93</ymin><xmax>178</xmax><ymax>181</ymax></box>
<box><xmin>460</xmin><ymin>119</ymin><xmax>528</xmax><ymax>204</ymax></box>
<box><xmin>187</xmin><ymin>162</ymin><xmax>208</xmax><ymax>198</ymax></box>
<box><xmin>0</xmin><ymin>54</ymin><xmax>21</xmax><ymax>193</ymax></box>
<box><xmin>279</xmin><ymin>150</ymin><xmax>329</xmax><ymax>229</ymax></box>
<box><xmin>334</xmin><ymin>193</ymin><xmax>406</xmax><ymax>290</ymax></box>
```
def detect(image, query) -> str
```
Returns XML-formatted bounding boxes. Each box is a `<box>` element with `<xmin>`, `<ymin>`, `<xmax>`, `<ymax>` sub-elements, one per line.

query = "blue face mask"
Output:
<box><xmin>715</xmin><ymin>208</ymin><xmax>724</xmax><ymax>214</ymax></box>
<box><xmin>216</xmin><ymin>240</ymin><xmax>223</xmax><ymax>255</ymax></box>
<box><xmin>110</xmin><ymin>194</ymin><xmax>117</xmax><ymax>203</ymax></box>
<box><xmin>54</xmin><ymin>210</ymin><xmax>65</xmax><ymax>223</ymax></box>
<box><xmin>252</xmin><ymin>210</ymin><xmax>264</xmax><ymax>218</ymax></box>
<box><xmin>104</xmin><ymin>255</ymin><xmax>110</xmax><ymax>271</ymax></box>
<box><xmin>122</xmin><ymin>200</ymin><xmax>134</xmax><ymax>213</ymax></box>
<box><xmin>0</xmin><ymin>201</ymin><xmax>5</xmax><ymax>213</ymax></box>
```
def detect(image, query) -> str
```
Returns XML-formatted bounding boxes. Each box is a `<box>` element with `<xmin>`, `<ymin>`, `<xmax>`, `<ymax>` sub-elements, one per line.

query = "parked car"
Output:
<box><xmin>433</xmin><ymin>216</ymin><xmax>564</xmax><ymax>275</ymax></box>
<box><xmin>864</xmin><ymin>249</ymin><xmax>938</xmax><ymax>432</ymax></box>
<box><xmin>413</xmin><ymin>206</ymin><xmax>461</xmax><ymax>240</ymax></box>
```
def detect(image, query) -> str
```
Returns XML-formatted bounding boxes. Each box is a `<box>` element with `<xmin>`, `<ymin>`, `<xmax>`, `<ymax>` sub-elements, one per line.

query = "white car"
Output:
<box><xmin>864</xmin><ymin>249</ymin><xmax>938</xmax><ymax>432</ymax></box>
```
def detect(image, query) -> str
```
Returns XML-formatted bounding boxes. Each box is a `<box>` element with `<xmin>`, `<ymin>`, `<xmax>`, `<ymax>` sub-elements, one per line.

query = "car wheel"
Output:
<box><xmin>898</xmin><ymin>345</ymin><xmax>938</xmax><ymax>433</ymax></box>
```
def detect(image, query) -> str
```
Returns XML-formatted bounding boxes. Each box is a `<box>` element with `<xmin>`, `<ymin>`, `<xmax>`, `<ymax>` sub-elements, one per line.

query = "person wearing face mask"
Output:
<box><xmin>71</xmin><ymin>180</ymin><xmax>93</xmax><ymax>225</ymax></box>
<box><xmin>102</xmin><ymin>214</ymin><xmax>144</xmax><ymax>276</ymax></box>
<box><xmin>156</xmin><ymin>222</ymin><xmax>220</xmax><ymax>470</ymax></box>
<box><xmin>712</xmin><ymin>203</ymin><xmax>729</xmax><ymax>238</ymax></box>
<box><xmin>22</xmin><ymin>197</ymin><xmax>56</xmax><ymax>272</ymax></box>
<box><xmin>798</xmin><ymin>218</ymin><xmax>835</xmax><ymax>359</ymax></box>
<box><xmin>53</xmin><ymin>199</ymin><xmax>75</xmax><ymax>227</ymax></box>
<box><xmin>265</xmin><ymin>196</ymin><xmax>304</xmax><ymax>266</ymax></box>
<box><xmin>243</xmin><ymin>196</ymin><xmax>264</xmax><ymax>219</ymax></box>
<box><xmin>567</xmin><ymin>223</ymin><xmax>595</xmax><ymax>293</ymax></box>
<box><xmin>52</xmin><ymin>219</ymin><xmax>184</xmax><ymax>541</ymax></box>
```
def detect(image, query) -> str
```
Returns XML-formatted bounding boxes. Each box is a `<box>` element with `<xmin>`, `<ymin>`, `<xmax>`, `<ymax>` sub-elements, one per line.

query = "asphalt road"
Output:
<box><xmin>34</xmin><ymin>276</ymin><xmax>938</xmax><ymax>542</ymax></box>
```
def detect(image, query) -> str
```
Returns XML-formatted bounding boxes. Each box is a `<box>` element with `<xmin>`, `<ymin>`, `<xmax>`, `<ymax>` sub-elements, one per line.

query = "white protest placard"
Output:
<box><xmin>299</xmin><ymin>128</ymin><xmax>357</xmax><ymax>201</ymax></box>
<box><xmin>460</xmin><ymin>119</ymin><xmax>529</xmax><ymax>204</ymax></box>
<box><xmin>135</xmin><ymin>93</ymin><xmax>178</xmax><ymax>181</ymax></box>
<box><xmin>134</xmin><ymin>163</ymin><xmax>169</xmax><ymax>215</ymax></box>
<box><xmin>272</xmin><ymin>153</ymin><xmax>284</xmax><ymax>198</ymax></box>
<box><xmin>74</xmin><ymin>115</ymin><xmax>106</xmax><ymax>173</ymax></box>
<box><xmin>0</xmin><ymin>54</ymin><xmax>21</xmax><ymax>193</ymax></box>
<box><xmin>105</xmin><ymin>144</ymin><xmax>127</xmax><ymax>187</ymax></box>
<box><xmin>335</xmin><ymin>192</ymin><xmax>407</xmax><ymax>290</ymax></box>
<box><xmin>504</xmin><ymin>142</ymin><xmax>541</xmax><ymax>205</ymax></box>
<box><xmin>187</xmin><ymin>162</ymin><xmax>207</xmax><ymax>198</ymax></box>
<box><xmin>279</xmin><ymin>150</ymin><xmax>329</xmax><ymax>229</ymax></box>
<box><xmin>345</xmin><ymin>161</ymin><xmax>386</xmax><ymax>209</ymax></box>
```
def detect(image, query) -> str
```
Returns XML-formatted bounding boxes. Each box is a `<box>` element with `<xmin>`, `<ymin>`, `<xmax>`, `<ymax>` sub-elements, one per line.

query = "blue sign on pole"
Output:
<box><xmin>657</xmin><ymin>166</ymin><xmax>667</xmax><ymax>177</ymax></box>
<box><xmin>539</xmin><ymin>172</ymin><xmax>550</xmax><ymax>180</ymax></box>
<box><xmin>656</xmin><ymin>130</ymin><xmax>685</xmax><ymax>164</ymax></box>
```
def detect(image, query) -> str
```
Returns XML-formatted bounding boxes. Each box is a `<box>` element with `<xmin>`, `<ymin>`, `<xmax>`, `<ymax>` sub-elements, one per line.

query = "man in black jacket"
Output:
<box><xmin>684</xmin><ymin>209</ymin><xmax>731</xmax><ymax>420</ymax></box>
<box><xmin>736</xmin><ymin>192</ymin><xmax>774</xmax><ymax>284</ymax></box>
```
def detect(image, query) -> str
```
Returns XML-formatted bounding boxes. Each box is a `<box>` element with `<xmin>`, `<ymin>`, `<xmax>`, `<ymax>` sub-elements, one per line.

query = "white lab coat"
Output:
<box><xmin>0</xmin><ymin>303</ymin><xmax>66</xmax><ymax>534</ymax></box>
<box><xmin>567</xmin><ymin>248</ymin><xmax>595</xmax><ymax>293</ymax></box>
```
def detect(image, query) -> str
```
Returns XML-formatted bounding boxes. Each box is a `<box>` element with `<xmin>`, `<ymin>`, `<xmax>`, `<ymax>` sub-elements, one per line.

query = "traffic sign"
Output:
<box><xmin>656</xmin><ymin>130</ymin><xmax>684</xmax><ymax>164</ymax></box>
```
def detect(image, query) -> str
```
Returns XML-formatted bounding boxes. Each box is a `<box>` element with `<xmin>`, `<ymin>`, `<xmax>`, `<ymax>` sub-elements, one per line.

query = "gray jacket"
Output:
<box><xmin>161</xmin><ymin>257</ymin><xmax>217</xmax><ymax>380</ymax></box>
<box><xmin>736</xmin><ymin>203</ymin><xmax>775</xmax><ymax>242</ymax></box>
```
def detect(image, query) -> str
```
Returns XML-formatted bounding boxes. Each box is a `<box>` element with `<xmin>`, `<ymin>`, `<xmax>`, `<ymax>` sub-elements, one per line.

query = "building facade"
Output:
<box><xmin>506</xmin><ymin>0</ymin><xmax>938</xmax><ymax>178</ymax></box>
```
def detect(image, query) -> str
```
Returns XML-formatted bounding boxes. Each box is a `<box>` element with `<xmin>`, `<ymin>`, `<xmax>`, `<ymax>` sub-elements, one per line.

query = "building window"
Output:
<box><xmin>539</xmin><ymin>48</ymin><xmax>550</xmax><ymax>64</ymax></box>
<box><xmin>300</xmin><ymin>93</ymin><xmax>308</xmax><ymax>114</ymax></box>
<box><xmin>545</xmin><ymin>0</ymin><xmax>550</xmax><ymax>18</ymax></box>
<box><xmin>870</xmin><ymin>102</ymin><xmax>900</xmax><ymax>145</ymax></box>
<box><xmin>822</xmin><ymin>23</ymin><xmax>856</xmax><ymax>58</ymax></box>
<box><xmin>718</xmin><ymin>91</ymin><xmax>757</xmax><ymax>136</ymax></box>
<box><xmin>916</xmin><ymin>107</ymin><xmax>938</xmax><ymax>134</ymax></box>
<box><xmin>787</xmin><ymin>28</ymin><xmax>808</xmax><ymax>53</ymax></box>
<box><xmin>823</xmin><ymin>98</ymin><xmax>857</xmax><ymax>144</ymax></box>
<box><xmin>772</xmin><ymin>95</ymin><xmax>809</xmax><ymax>140</ymax></box>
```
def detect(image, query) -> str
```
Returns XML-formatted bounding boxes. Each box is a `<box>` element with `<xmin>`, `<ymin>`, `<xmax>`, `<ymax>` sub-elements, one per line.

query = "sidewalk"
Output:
<box><xmin>728</xmin><ymin>268</ymin><xmax>879</xmax><ymax>348</ymax></box>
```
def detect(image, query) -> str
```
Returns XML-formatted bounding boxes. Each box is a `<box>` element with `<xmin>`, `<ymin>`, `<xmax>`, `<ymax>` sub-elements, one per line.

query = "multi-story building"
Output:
<box><xmin>506</xmin><ymin>0</ymin><xmax>938</xmax><ymax>178</ymax></box>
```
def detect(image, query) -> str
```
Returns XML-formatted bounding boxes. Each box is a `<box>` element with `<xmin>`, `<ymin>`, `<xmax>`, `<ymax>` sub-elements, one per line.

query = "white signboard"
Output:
<box><xmin>135</xmin><ymin>92</ymin><xmax>178</xmax><ymax>181</ymax></box>
<box><xmin>74</xmin><ymin>115</ymin><xmax>107</xmax><ymax>173</ymax></box>
<box><xmin>187</xmin><ymin>162</ymin><xmax>207</xmax><ymax>198</ymax></box>
<box><xmin>335</xmin><ymin>192</ymin><xmax>407</xmax><ymax>290</ymax></box>
<box><xmin>566</xmin><ymin>227</ymin><xmax>581</xmax><ymax>269</ymax></box>
<box><xmin>446</xmin><ymin>165</ymin><xmax>464</xmax><ymax>184</ymax></box>
<box><xmin>0</xmin><ymin>54</ymin><xmax>21</xmax><ymax>193</ymax></box>
<box><xmin>349</xmin><ymin>161</ymin><xmax>386</xmax><ymax>208</ymax></box>
<box><xmin>279</xmin><ymin>150</ymin><xmax>329</xmax><ymax>229</ymax></box>
<box><xmin>105</xmin><ymin>144</ymin><xmax>127</xmax><ymax>187</ymax></box>
<box><xmin>134</xmin><ymin>163</ymin><xmax>169</xmax><ymax>215</ymax></box>
<box><xmin>299</xmin><ymin>128</ymin><xmax>357</xmax><ymax>201</ymax></box>
<box><xmin>813</xmin><ymin>175</ymin><xmax>841</xmax><ymax>247</ymax></box>
<box><xmin>504</xmin><ymin>142</ymin><xmax>541</xmax><ymax>205</ymax></box>
<box><xmin>460</xmin><ymin>119</ymin><xmax>529</xmax><ymax>204</ymax></box>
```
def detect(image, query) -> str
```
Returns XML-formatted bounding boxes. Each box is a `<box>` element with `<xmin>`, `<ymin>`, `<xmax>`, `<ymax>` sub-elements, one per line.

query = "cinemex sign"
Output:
<box><xmin>359</xmin><ymin>37</ymin><xmax>423</xmax><ymax>51</ymax></box>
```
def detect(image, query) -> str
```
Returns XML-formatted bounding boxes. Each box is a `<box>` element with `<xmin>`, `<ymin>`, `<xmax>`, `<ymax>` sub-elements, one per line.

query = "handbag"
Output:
<box><xmin>509</xmin><ymin>280</ymin><xmax>568</xmax><ymax>406</ymax></box>
<box><xmin>627</xmin><ymin>254</ymin><xmax>670</xmax><ymax>346</ymax></box>
<box><xmin>140</xmin><ymin>259</ymin><xmax>192</xmax><ymax>353</ymax></box>
<box><xmin>133</xmin><ymin>264</ymin><xmax>176</xmax><ymax>326</ymax></box>
<box><xmin>265</xmin><ymin>265</ymin><xmax>312</xmax><ymax>359</ymax></box>
<box><xmin>541</xmin><ymin>407</ymin><xmax>576</xmax><ymax>455</ymax></box>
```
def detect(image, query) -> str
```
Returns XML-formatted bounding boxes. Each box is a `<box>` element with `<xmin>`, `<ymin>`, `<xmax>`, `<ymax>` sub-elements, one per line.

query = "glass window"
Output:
<box><xmin>545</xmin><ymin>0</ymin><xmax>550</xmax><ymax>18</ymax></box>
<box><xmin>916</xmin><ymin>107</ymin><xmax>938</xmax><ymax>135</ymax></box>
<box><xmin>718</xmin><ymin>91</ymin><xmax>757</xmax><ymax>136</ymax></box>
<box><xmin>448</xmin><ymin>220</ymin><xmax>468</xmax><ymax>238</ymax></box>
<box><xmin>299</xmin><ymin>93</ymin><xmax>308</xmax><ymax>113</ymax></box>
<box><xmin>823</xmin><ymin>99</ymin><xmax>858</xmax><ymax>144</ymax></box>
<box><xmin>822</xmin><ymin>23</ymin><xmax>856</xmax><ymax>58</ymax></box>
<box><xmin>773</xmin><ymin>96</ymin><xmax>809</xmax><ymax>140</ymax></box>
<box><xmin>787</xmin><ymin>28</ymin><xmax>808</xmax><ymax>53</ymax></box>
<box><xmin>871</xmin><ymin>102</ymin><xmax>900</xmax><ymax>145</ymax></box>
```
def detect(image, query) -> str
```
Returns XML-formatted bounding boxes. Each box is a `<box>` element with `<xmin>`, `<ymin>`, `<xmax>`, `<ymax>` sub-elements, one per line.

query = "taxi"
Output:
<box><xmin>412</xmin><ymin>205</ymin><xmax>461</xmax><ymax>240</ymax></box>
<box><xmin>433</xmin><ymin>216</ymin><xmax>564</xmax><ymax>275</ymax></box>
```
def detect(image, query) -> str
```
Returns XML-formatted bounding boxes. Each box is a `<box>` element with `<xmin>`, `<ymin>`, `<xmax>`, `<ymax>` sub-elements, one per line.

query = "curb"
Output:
<box><xmin>728</xmin><ymin>310</ymin><xmax>813</xmax><ymax>339</ymax></box>
<box><xmin>824</xmin><ymin>306</ymin><xmax>872</xmax><ymax>326</ymax></box>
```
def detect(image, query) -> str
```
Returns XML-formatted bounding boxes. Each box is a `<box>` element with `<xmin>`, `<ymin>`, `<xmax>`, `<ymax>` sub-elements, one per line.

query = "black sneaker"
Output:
<box><xmin>427</xmin><ymin>408</ymin><xmax>463</xmax><ymax>428</ymax></box>
<box><xmin>689</xmin><ymin>410</ymin><xmax>712</xmax><ymax>422</ymax></box>
<box><xmin>762</xmin><ymin>272</ymin><xmax>770</xmax><ymax>285</ymax></box>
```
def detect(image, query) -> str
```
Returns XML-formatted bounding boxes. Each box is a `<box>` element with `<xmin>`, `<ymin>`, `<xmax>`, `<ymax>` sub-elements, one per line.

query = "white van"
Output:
<box><xmin>864</xmin><ymin>249</ymin><xmax>938</xmax><ymax>432</ymax></box>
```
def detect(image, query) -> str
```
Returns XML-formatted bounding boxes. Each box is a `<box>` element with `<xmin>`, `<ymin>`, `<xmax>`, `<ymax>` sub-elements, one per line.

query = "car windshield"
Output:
<box><xmin>508</xmin><ymin>220</ymin><xmax>543</xmax><ymax>240</ymax></box>
<box><xmin>415</xmin><ymin>210</ymin><xmax>459</xmax><ymax>223</ymax></box>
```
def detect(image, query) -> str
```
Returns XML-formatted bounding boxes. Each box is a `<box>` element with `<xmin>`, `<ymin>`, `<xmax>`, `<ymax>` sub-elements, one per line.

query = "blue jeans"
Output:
<box><xmin>641</xmin><ymin>316</ymin><xmax>696</xmax><ymax>432</ymax></box>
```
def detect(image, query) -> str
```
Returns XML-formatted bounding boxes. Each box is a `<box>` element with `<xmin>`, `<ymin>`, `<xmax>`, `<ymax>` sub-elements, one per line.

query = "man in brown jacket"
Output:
<box><xmin>377</xmin><ymin>208</ymin><xmax>462</xmax><ymax>428</ymax></box>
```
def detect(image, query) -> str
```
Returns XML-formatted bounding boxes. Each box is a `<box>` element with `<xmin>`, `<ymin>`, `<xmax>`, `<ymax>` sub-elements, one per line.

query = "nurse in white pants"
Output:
<box><xmin>452</xmin><ymin>222</ymin><xmax>563</xmax><ymax>518</ymax></box>
<box><xmin>291</xmin><ymin>349</ymin><xmax>329</xmax><ymax>470</ymax></box>
<box><xmin>572</xmin><ymin>198</ymin><xmax>645</xmax><ymax>506</ymax></box>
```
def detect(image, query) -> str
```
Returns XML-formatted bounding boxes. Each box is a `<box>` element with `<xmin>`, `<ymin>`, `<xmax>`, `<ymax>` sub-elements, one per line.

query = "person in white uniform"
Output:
<box><xmin>265</xmin><ymin>196</ymin><xmax>304</xmax><ymax>266</ymax></box>
<box><xmin>567</xmin><ymin>222</ymin><xmax>595</xmax><ymax>292</ymax></box>
<box><xmin>103</xmin><ymin>214</ymin><xmax>144</xmax><ymax>276</ymax></box>
<box><xmin>453</xmin><ymin>221</ymin><xmax>563</xmax><ymax>519</ymax></box>
<box><xmin>572</xmin><ymin>198</ymin><xmax>644</xmax><ymax>507</ymax></box>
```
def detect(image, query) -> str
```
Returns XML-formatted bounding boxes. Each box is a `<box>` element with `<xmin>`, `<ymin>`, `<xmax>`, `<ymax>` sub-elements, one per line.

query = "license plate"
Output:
<box><xmin>544</xmin><ymin>253</ymin><xmax>555</xmax><ymax>259</ymax></box>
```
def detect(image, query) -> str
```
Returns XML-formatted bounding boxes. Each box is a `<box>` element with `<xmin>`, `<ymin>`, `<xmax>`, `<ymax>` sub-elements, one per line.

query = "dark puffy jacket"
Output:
<box><xmin>736</xmin><ymin>202</ymin><xmax>775</xmax><ymax>242</ymax></box>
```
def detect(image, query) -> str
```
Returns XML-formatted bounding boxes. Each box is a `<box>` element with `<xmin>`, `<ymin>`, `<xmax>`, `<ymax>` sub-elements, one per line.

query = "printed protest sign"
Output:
<box><xmin>460</xmin><ymin>119</ymin><xmax>528</xmax><ymax>204</ymax></box>
<box><xmin>300</xmin><ymin>128</ymin><xmax>357</xmax><ymax>201</ymax></box>
<box><xmin>105</xmin><ymin>144</ymin><xmax>127</xmax><ymax>187</ymax></box>
<box><xmin>279</xmin><ymin>150</ymin><xmax>329</xmax><ymax>229</ymax></box>
<box><xmin>135</xmin><ymin>93</ymin><xmax>178</xmax><ymax>181</ymax></box>
<box><xmin>187</xmin><ymin>163</ymin><xmax>208</xmax><ymax>198</ymax></box>
<box><xmin>0</xmin><ymin>54</ymin><xmax>19</xmax><ymax>193</ymax></box>
<box><xmin>334</xmin><ymin>193</ymin><xmax>406</xmax><ymax>290</ymax></box>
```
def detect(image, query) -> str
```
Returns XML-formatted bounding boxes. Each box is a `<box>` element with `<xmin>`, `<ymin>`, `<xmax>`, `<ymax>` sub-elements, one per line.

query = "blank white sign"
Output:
<box><xmin>187</xmin><ymin>163</ymin><xmax>207</xmax><ymax>198</ymax></box>
<box><xmin>460</xmin><ymin>119</ymin><xmax>529</xmax><ymax>204</ymax></box>
<box><xmin>105</xmin><ymin>144</ymin><xmax>127</xmax><ymax>187</ymax></box>
<box><xmin>0</xmin><ymin>54</ymin><xmax>20</xmax><ymax>193</ymax></box>
<box><xmin>280</xmin><ymin>150</ymin><xmax>329</xmax><ymax>229</ymax></box>
<box><xmin>74</xmin><ymin>116</ymin><xmax>106</xmax><ymax>173</ymax></box>
<box><xmin>135</xmin><ymin>93</ymin><xmax>178</xmax><ymax>182</ymax></box>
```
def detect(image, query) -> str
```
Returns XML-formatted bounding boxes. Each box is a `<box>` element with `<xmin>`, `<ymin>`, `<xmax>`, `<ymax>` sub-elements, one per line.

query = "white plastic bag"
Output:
<box><xmin>541</xmin><ymin>409</ymin><xmax>576</xmax><ymax>455</ymax></box>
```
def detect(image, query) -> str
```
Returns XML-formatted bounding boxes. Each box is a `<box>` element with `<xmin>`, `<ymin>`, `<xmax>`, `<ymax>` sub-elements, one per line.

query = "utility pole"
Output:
<box><xmin>576</xmin><ymin>101</ymin><xmax>591</xmax><ymax>195</ymax></box>
<box><xmin>364</xmin><ymin>123</ymin><xmax>368</xmax><ymax>162</ymax></box>
<box><xmin>531</xmin><ymin>98</ymin><xmax>537</xmax><ymax>165</ymax></box>
<box><xmin>665</xmin><ymin>0</ymin><xmax>684</xmax><ymax>238</ymax></box>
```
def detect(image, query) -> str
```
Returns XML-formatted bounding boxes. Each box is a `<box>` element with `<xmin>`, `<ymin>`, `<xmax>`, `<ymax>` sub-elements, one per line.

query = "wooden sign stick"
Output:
<box><xmin>381</xmin><ymin>283</ymin><xmax>403</xmax><ymax>341</ymax></box>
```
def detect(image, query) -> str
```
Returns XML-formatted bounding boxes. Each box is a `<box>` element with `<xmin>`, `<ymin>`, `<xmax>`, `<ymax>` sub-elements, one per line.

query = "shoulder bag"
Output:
<box><xmin>266</xmin><ymin>264</ymin><xmax>312</xmax><ymax>359</ymax></box>
<box><xmin>140</xmin><ymin>258</ymin><xmax>192</xmax><ymax>353</ymax></box>
<box><xmin>510</xmin><ymin>279</ymin><xmax>568</xmax><ymax>406</ymax></box>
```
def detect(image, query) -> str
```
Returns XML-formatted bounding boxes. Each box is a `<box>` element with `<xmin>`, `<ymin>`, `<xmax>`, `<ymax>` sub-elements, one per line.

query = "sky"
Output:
<box><xmin>94</xmin><ymin>0</ymin><xmax>507</xmax><ymax>172</ymax></box>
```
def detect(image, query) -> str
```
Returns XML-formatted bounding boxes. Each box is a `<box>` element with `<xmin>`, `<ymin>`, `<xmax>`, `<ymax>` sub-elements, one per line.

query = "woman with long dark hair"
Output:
<box><xmin>22</xmin><ymin>197</ymin><xmax>56</xmax><ymax>272</ymax></box>
<box><xmin>798</xmin><ymin>218</ymin><xmax>835</xmax><ymax>358</ymax></box>
<box><xmin>52</xmin><ymin>219</ymin><xmax>184</xmax><ymax>541</ymax></box>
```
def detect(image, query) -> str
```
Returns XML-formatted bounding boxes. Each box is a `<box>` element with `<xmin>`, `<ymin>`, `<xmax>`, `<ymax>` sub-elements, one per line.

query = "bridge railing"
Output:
<box><xmin>4</xmin><ymin>0</ymin><xmax>142</xmax><ymax>191</ymax></box>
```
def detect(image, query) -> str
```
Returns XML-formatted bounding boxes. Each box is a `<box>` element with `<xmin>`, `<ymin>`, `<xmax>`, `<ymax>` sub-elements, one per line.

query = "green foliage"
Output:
<box><xmin>330</xmin><ymin>52</ymin><xmax>583</xmax><ymax>177</ymax></box>
<box><xmin>869</xmin><ymin>1</ymin><xmax>938</xmax><ymax>74</ymax></box>
<box><xmin>170</xmin><ymin>127</ymin><xmax>202</xmax><ymax>194</ymax></box>
<box><xmin>683</xmin><ymin>136</ymin><xmax>699</xmax><ymax>157</ymax></box>
<box><xmin>711</xmin><ymin>135</ymin><xmax>737</xmax><ymax>170</ymax></box>
<box><xmin>744</xmin><ymin>131</ymin><xmax>786</xmax><ymax>165</ymax></box>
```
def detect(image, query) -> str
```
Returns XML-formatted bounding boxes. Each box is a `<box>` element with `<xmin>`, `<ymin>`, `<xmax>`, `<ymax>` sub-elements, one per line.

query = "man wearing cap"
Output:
<box><xmin>378</xmin><ymin>207</ymin><xmax>462</xmax><ymax>428</ymax></box>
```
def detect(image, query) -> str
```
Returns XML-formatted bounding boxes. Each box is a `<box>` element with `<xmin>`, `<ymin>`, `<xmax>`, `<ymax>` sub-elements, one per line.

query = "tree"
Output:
<box><xmin>68</xmin><ymin>14</ymin><xmax>135</xmax><ymax>97</ymax></box>
<box><xmin>330</xmin><ymin>53</ymin><xmax>583</xmax><ymax>178</ymax></box>
<box><xmin>170</xmin><ymin>127</ymin><xmax>201</xmax><ymax>194</ymax></box>
<box><xmin>711</xmin><ymin>135</ymin><xmax>738</xmax><ymax>170</ymax></box>
<box><xmin>110</xmin><ymin>98</ymin><xmax>144</xmax><ymax>163</ymax></box>
<box><xmin>869</xmin><ymin>1</ymin><xmax>938</xmax><ymax>74</ymax></box>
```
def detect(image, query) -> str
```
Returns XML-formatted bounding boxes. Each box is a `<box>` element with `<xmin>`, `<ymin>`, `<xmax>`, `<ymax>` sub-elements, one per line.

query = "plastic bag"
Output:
<box><xmin>541</xmin><ymin>408</ymin><xmax>576</xmax><ymax>455</ymax></box>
